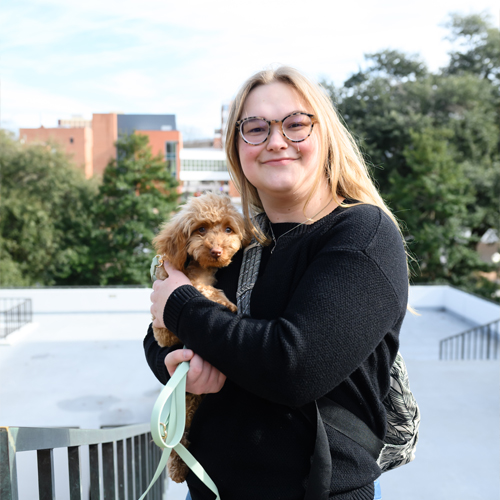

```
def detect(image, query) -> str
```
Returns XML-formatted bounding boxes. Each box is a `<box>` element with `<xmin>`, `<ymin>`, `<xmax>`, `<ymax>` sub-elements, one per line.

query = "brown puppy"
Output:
<box><xmin>152</xmin><ymin>192</ymin><xmax>250</xmax><ymax>483</ymax></box>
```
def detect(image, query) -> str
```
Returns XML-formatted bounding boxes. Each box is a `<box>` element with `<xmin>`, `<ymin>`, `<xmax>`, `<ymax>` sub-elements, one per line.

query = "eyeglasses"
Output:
<box><xmin>236</xmin><ymin>112</ymin><xmax>316</xmax><ymax>146</ymax></box>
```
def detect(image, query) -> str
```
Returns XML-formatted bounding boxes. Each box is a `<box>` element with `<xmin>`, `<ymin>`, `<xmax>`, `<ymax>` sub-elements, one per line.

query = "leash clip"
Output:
<box><xmin>159</xmin><ymin>422</ymin><xmax>168</xmax><ymax>444</ymax></box>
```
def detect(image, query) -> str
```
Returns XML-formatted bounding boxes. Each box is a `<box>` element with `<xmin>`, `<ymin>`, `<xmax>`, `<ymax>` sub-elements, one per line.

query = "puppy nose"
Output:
<box><xmin>211</xmin><ymin>247</ymin><xmax>222</xmax><ymax>258</ymax></box>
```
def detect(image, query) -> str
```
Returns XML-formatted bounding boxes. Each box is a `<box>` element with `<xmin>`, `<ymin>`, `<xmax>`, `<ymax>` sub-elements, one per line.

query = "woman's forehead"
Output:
<box><xmin>241</xmin><ymin>82</ymin><xmax>311</xmax><ymax>118</ymax></box>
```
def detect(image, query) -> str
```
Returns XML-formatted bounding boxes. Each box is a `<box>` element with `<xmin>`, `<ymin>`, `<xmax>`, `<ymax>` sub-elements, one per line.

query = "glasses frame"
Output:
<box><xmin>236</xmin><ymin>112</ymin><xmax>316</xmax><ymax>146</ymax></box>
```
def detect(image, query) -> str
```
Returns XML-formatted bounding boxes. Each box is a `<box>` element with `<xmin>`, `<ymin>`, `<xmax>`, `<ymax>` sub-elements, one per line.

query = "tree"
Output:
<box><xmin>324</xmin><ymin>13</ymin><xmax>499</xmax><ymax>300</ymax></box>
<box><xmin>91</xmin><ymin>133</ymin><xmax>179</xmax><ymax>285</ymax></box>
<box><xmin>443</xmin><ymin>12</ymin><xmax>500</xmax><ymax>84</ymax></box>
<box><xmin>0</xmin><ymin>131</ymin><xmax>98</xmax><ymax>286</ymax></box>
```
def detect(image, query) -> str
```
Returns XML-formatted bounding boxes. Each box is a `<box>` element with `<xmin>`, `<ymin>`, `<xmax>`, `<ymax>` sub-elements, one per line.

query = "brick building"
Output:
<box><xmin>19</xmin><ymin>114</ymin><xmax>182</xmax><ymax>179</ymax></box>
<box><xmin>19</xmin><ymin>110</ymin><xmax>240</xmax><ymax>200</ymax></box>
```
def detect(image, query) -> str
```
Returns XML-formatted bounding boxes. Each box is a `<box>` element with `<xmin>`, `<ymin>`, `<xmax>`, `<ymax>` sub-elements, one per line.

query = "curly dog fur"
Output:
<box><xmin>152</xmin><ymin>192</ymin><xmax>250</xmax><ymax>483</ymax></box>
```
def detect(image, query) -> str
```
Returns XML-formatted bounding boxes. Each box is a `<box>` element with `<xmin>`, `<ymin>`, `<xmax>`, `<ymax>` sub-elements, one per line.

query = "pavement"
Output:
<box><xmin>0</xmin><ymin>294</ymin><xmax>498</xmax><ymax>500</ymax></box>
<box><xmin>382</xmin><ymin>308</ymin><xmax>500</xmax><ymax>500</ymax></box>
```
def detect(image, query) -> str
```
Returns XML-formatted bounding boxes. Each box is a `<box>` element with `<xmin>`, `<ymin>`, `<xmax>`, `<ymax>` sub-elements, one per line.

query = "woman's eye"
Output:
<box><xmin>225</xmin><ymin>227</ymin><xmax>232</xmax><ymax>234</ymax></box>
<box><xmin>287</xmin><ymin>121</ymin><xmax>306</xmax><ymax>130</ymax></box>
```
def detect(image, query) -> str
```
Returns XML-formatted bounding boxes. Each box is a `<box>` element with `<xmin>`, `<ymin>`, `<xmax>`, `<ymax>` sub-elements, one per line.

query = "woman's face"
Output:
<box><xmin>237</xmin><ymin>82</ymin><xmax>322</xmax><ymax>204</ymax></box>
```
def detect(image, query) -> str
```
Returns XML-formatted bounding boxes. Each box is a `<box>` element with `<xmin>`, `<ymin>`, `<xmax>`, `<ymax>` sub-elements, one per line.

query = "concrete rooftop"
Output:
<box><xmin>0</xmin><ymin>286</ymin><xmax>498</xmax><ymax>500</ymax></box>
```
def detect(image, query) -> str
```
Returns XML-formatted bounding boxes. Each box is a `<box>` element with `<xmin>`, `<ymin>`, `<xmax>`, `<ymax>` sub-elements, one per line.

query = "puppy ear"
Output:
<box><xmin>153</xmin><ymin>215</ymin><xmax>189</xmax><ymax>271</ymax></box>
<box><xmin>230</xmin><ymin>212</ymin><xmax>252</xmax><ymax>247</ymax></box>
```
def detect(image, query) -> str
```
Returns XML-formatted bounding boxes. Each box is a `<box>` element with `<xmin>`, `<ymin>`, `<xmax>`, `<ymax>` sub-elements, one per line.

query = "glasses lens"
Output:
<box><xmin>282</xmin><ymin>113</ymin><xmax>312</xmax><ymax>142</ymax></box>
<box><xmin>241</xmin><ymin>118</ymin><xmax>269</xmax><ymax>144</ymax></box>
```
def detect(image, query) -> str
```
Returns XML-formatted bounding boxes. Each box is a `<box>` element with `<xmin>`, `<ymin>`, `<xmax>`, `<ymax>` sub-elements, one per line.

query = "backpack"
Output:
<box><xmin>236</xmin><ymin>214</ymin><xmax>420</xmax><ymax>474</ymax></box>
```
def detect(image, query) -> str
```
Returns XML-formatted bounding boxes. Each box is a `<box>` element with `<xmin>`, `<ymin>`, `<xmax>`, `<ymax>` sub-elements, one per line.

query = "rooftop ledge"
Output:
<box><xmin>0</xmin><ymin>284</ymin><xmax>498</xmax><ymax>326</ymax></box>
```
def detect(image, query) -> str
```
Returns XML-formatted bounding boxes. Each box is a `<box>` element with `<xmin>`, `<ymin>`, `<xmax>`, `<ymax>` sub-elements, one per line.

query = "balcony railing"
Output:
<box><xmin>439</xmin><ymin>319</ymin><xmax>500</xmax><ymax>360</ymax></box>
<box><xmin>0</xmin><ymin>424</ymin><xmax>166</xmax><ymax>500</ymax></box>
<box><xmin>0</xmin><ymin>298</ymin><xmax>32</xmax><ymax>339</ymax></box>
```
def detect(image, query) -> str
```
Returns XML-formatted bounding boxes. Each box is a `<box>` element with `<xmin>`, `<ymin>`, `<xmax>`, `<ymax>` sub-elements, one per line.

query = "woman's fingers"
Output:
<box><xmin>165</xmin><ymin>350</ymin><xmax>226</xmax><ymax>395</ymax></box>
<box><xmin>165</xmin><ymin>349</ymin><xmax>194</xmax><ymax>377</ymax></box>
<box><xmin>149</xmin><ymin>262</ymin><xmax>191</xmax><ymax>328</ymax></box>
<box><xmin>187</xmin><ymin>354</ymin><xmax>226</xmax><ymax>394</ymax></box>
<box><xmin>150</xmin><ymin>260</ymin><xmax>193</xmax><ymax>329</ymax></box>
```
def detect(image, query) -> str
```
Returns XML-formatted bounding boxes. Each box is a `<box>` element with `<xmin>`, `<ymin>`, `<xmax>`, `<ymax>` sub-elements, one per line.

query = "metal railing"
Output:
<box><xmin>0</xmin><ymin>298</ymin><xmax>32</xmax><ymax>339</ymax></box>
<box><xmin>439</xmin><ymin>319</ymin><xmax>500</xmax><ymax>360</ymax></box>
<box><xmin>0</xmin><ymin>424</ymin><xmax>166</xmax><ymax>500</ymax></box>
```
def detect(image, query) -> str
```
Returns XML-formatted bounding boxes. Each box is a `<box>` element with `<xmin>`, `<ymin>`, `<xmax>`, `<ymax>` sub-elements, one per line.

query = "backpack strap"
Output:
<box><xmin>236</xmin><ymin>213</ymin><xmax>268</xmax><ymax>315</ymax></box>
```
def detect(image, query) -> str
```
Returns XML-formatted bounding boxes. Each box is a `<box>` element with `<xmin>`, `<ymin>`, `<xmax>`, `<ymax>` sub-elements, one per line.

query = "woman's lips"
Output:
<box><xmin>261</xmin><ymin>157</ymin><xmax>296</xmax><ymax>166</ymax></box>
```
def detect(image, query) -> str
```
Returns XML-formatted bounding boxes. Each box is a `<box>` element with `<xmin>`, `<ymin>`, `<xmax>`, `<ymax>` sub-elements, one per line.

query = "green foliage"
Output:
<box><xmin>91</xmin><ymin>133</ymin><xmax>179</xmax><ymax>285</ymax></box>
<box><xmin>325</xmin><ymin>12</ymin><xmax>500</xmax><ymax>301</ymax></box>
<box><xmin>364</xmin><ymin>49</ymin><xmax>428</xmax><ymax>79</ymax></box>
<box><xmin>0</xmin><ymin>130</ymin><xmax>98</xmax><ymax>286</ymax></box>
<box><xmin>0</xmin><ymin>131</ymin><xmax>179</xmax><ymax>287</ymax></box>
<box><xmin>443</xmin><ymin>12</ymin><xmax>500</xmax><ymax>83</ymax></box>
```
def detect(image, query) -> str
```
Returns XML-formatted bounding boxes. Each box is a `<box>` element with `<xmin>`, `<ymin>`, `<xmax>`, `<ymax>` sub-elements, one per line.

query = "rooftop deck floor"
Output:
<box><xmin>0</xmin><ymin>298</ymin><xmax>498</xmax><ymax>499</ymax></box>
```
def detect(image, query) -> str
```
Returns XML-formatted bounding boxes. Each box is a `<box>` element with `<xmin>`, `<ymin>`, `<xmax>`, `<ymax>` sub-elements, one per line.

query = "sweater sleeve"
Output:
<box><xmin>162</xmin><ymin>208</ymin><xmax>408</xmax><ymax>407</ymax></box>
<box><xmin>143</xmin><ymin>323</ymin><xmax>183</xmax><ymax>385</ymax></box>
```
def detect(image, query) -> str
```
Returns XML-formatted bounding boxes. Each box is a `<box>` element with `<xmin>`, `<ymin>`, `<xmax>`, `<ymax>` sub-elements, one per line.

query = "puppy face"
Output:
<box><xmin>153</xmin><ymin>193</ymin><xmax>251</xmax><ymax>270</ymax></box>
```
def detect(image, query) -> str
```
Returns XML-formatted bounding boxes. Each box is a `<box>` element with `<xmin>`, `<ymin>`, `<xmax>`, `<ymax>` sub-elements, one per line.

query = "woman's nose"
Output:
<box><xmin>266</xmin><ymin>123</ymin><xmax>288</xmax><ymax>150</ymax></box>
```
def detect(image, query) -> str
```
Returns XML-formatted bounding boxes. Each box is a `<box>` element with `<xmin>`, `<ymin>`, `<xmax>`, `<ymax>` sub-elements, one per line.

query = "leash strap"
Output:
<box><xmin>139</xmin><ymin>355</ymin><xmax>220</xmax><ymax>499</ymax></box>
<box><xmin>144</xmin><ymin>255</ymin><xmax>220</xmax><ymax>498</ymax></box>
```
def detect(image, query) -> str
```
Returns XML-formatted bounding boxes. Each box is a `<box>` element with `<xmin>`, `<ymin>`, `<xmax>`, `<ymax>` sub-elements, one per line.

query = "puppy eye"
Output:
<box><xmin>197</xmin><ymin>227</ymin><xmax>206</xmax><ymax>234</ymax></box>
<box><xmin>225</xmin><ymin>227</ymin><xmax>233</xmax><ymax>234</ymax></box>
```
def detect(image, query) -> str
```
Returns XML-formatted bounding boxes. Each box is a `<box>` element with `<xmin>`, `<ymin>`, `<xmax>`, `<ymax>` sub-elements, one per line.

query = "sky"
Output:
<box><xmin>1</xmin><ymin>0</ymin><xmax>498</xmax><ymax>140</ymax></box>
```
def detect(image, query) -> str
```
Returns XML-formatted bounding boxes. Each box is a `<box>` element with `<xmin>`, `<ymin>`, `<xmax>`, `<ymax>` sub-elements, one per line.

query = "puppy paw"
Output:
<box><xmin>226</xmin><ymin>301</ymin><xmax>238</xmax><ymax>313</ymax></box>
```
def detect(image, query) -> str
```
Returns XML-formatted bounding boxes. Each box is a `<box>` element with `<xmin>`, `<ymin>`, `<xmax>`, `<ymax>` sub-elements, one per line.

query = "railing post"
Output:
<box><xmin>494</xmin><ymin>323</ymin><xmax>499</xmax><ymax>360</ymax></box>
<box><xmin>117</xmin><ymin>439</ymin><xmax>125</xmax><ymax>500</ymax></box>
<box><xmin>102</xmin><ymin>442</ymin><xmax>116</xmax><ymax>499</ymax></box>
<box><xmin>37</xmin><ymin>449</ymin><xmax>56</xmax><ymax>500</ymax></box>
<box><xmin>0</xmin><ymin>427</ymin><xmax>19</xmax><ymax>500</ymax></box>
<box><xmin>141</xmin><ymin>434</ymin><xmax>148</xmax><ymax>493</ymax></box>
<box><xmin>89</xmin><ymin>444</ymin><xmax>101</xmax><ymax>499</ymax></box>
<box><xmin>126</xmin><ymin>438</ymin><xmax>134</xmax><ymax>500</ymax></box>
<box><xmin>134</xmin><ymin>435</ymin><xmax>141</xmax><ymax>498</ymax></box>
<box><xmin>486</xmin><ymin>325</ymin><xmax>491</xmax><ymax>359</ymax></box>
<box><xmin>68</xmin><ymin>446</ymin><xmax>83</xmax><ymax>500</ymax></box>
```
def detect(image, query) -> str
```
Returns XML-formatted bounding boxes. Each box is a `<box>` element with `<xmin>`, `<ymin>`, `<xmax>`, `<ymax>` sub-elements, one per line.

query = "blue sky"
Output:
<box><xmin>1</xmin><ymin>0</ymin><xmax>498</xmax><ymax>139</ymax></box>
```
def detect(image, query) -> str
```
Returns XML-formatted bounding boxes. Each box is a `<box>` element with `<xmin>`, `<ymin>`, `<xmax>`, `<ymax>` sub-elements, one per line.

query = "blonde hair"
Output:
<box><xmin>225</xmin><ymin>66</ymin><xmax>401</xmax><ymax>242</ymax></box>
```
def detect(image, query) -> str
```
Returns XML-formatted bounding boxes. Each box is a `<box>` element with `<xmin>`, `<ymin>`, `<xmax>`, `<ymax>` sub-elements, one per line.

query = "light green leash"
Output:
<box><xmin>139</xmin><ymin>256</ymin><xmax>221</xmax><ymax>499</ymax></box>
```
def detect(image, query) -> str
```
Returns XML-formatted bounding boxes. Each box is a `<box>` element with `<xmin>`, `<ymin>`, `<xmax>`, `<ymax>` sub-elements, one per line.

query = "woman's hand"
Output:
<box><xmin>165</xmin><ymin>349</ymin><xmax>226</xmax><ymax>395</ymax></box>
<box><xmin>150</xmin><ymin>261</ymin><xmax>192</xmax><ymax>329</ymax></box>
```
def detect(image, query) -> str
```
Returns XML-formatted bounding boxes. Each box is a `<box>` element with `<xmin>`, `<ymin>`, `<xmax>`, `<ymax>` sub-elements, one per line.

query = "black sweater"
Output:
<box><xmin>143</xmin><ymin>203</ymin><xmax>408</xmax><ymax>500</ymax></box>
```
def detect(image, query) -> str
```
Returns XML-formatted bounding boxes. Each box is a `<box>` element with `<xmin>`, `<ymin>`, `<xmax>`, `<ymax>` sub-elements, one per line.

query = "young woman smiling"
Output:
<box><xmin>146</xmin><ymin>66</ymin><xmax>408</xmax><ymax>500</ymax></box>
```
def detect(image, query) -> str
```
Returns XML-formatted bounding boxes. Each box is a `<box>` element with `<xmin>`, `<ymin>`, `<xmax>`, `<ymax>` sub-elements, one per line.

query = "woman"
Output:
<box><xmin>146</xmin><ymin>66</ymin><xmax>408</xmax><ymax>500</ymax></box>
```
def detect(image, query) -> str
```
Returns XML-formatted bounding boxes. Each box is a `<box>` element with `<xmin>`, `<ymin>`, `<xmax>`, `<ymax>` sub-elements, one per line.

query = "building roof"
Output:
<box><xmin>117</xmin><ymin>114</ymin><xmax>177</xmax><ymax>134</ymax></box>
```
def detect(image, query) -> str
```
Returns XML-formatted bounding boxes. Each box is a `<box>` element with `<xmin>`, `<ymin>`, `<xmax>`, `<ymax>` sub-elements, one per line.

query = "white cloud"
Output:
<box><xmin>1</xmin><ymin>0</ymin><xmax>498</xmax><ymax>138</ymax></box>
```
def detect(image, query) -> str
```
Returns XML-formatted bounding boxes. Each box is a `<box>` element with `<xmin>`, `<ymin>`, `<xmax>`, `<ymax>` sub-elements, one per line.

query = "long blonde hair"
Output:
<box><xmin>225</xmin><ymin>66</ymin><xmax>401</xmax><ymax>242</ymax></box>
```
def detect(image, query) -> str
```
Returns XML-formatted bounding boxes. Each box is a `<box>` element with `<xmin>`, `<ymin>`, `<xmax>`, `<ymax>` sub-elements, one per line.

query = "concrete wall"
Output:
<box><xmin>410</xmin><ymin>285</ymin><xmax>500</xmax><ymax>325</ymax></box>
<box><xmin>0</xmin><ymin>287</ymin><xmax>151</xmax><ymax>313</ymax></box>
<box><xmin>2</xmin><ymin>285</ymin><xmax>498</xmax><ymax>325</ymax></box>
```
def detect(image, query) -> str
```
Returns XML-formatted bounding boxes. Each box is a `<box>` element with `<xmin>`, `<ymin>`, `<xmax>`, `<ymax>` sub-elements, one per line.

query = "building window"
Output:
<box><xmin>181</xmin><ymin>159</ymin><xmax>228</xmax><ymax>172</ymax></box>
<box><xmin>166</xmin><ymin>142</ymin><xmax>178</xmax><ymax>177</ymax></box>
